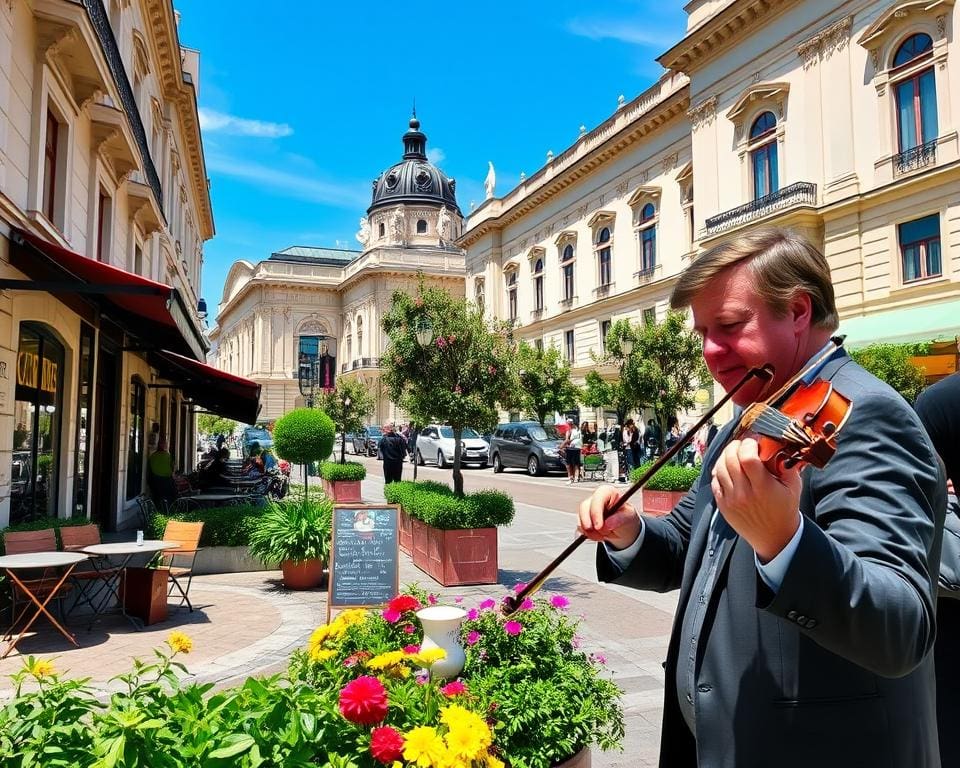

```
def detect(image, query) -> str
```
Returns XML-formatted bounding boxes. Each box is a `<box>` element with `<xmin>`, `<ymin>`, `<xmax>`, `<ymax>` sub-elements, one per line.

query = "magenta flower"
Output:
<box><xmin>466</xmin><ymin>630</ymin><xmax>481</xmax><ymax>645</ymax></box>
<box><xmin>441</xmin><ymin>680</ymin><xmax>468</xmax><ymax>696</ymax></box>
<box><xmin>487</xmin><ymin>365</ymin><xmax>497</xmax><ymax>375</ymax></box>
<box><xmin>520</xmin><ymin>598</ymin><xmax>534</xmax><ymax>611</ymax></box>
<box><xmin>478</xmin><ymin>598</ymin><xmax>496</xmax><ymax>611</ymax></box>
<box><xmin>403</xmin><ymin>624</ymin><xmax>415</xmax><ymax>634</ymax></box>
<box><xmin>436</xmin><ymin>337</ymin><xmax>446</xmax><ymax>349</ymax></box>
<box><xmin>467</xmin><ymin>608</ymin><xmax>479</xmax><ymax>621</ymax></box>
<box><xmin>382</xmin><ymin>608</ymin><xmax>401</xmax><ymax>623</ymax></box>
<box><xmin>550</xmin><ymin>595</ymin><xmax>570</xmax><ymax>610</ymax></box>
<box><xmin>512</xmin><ymin>582</ymin><xmax>527</xmax><ymax>594</ymax></box>
<box><xmin>403</xmin><ymin>644</ymin><xmax>420</xmax><ymax>654</ymax></box>
<box><xmin>428</xmin><ymin>594</ymin><xmax>438</xmax><ymax>605</ymax></box>
<box><xmin>454</xmin><ymin>596</ymin><xmax>463</xmax><ymax>604</ymax></box>
<box><xmin>591</xmin><ymin>653</ymin><xmax>608</xmax><ymax>665</ymax></box>
<box><xmin>504</xmin><ymin>621</ymin><xmax>523</xmax><ymax>636</ymax></box>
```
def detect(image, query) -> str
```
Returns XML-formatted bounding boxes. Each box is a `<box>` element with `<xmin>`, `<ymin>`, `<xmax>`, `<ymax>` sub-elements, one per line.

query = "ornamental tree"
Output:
<box><xmin>317</xmin><ymin>378</ymin><xmax>375</xmax><ymax>463</ymax></box>
<box><xmin>273</xmin><ymin>408</ymin><xmax>336</xmax><ymax>499</ymax></box>
<box><xmin>507</xmin><ymin>341</ymin><xmax>581</xmax><ymax>426</ymax></box>
<box><xmin>582</xmin><ymin>329</ymin><xmax>637</xmax><ymax>426</ymax></box>
<box><xmin>381</xmin><ymin>283</ymin><xmax>514</xmax><ymax>496</ymax></box>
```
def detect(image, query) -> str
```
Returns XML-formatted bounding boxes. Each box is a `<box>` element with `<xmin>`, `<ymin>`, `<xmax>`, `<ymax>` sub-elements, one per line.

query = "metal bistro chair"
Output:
<box><xmin>2</xmin><ymin>529</ymin><xmax>75</xmax><ymax>630</ymax></box>
<box><xmin>154</xmin><ymin>521</ymin><xmax>204</xmax><ymax>612</ymax></box>
<box><xmin>59</xmin><ymin>524</ymin><xmax>121</xmax><ymax>623</ymax></box>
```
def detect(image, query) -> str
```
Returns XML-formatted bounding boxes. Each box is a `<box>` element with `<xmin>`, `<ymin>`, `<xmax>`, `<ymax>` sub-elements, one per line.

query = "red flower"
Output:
<box><xmin>388</xmin><ymin>594</ymin><xmax>421</xmax><ymax>613</ymax></box>
<box><xmin>370</xmin><ymin>726</ymin><xmax>405</xmax><ymax>764</ymax></box>
<box><xmin>339</xmin><ymin>676</ymin><xmax>389</xmax><ymax>725</ymax></box>
<box><xmin>440</xmin><ymin>680</ymin><xmax>467</xmax><ymax>696</ymax></box>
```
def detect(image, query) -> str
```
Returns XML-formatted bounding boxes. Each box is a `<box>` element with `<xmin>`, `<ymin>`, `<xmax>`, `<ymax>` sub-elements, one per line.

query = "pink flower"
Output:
<box><xmin>466</xmin><ymin>630</ymin><xmax>480</xmax><ymax>646</ymax></box>
<box><xmin>403</xmin><ymin>624</ymin><xmax>415</xmax><ymax>634</ymax></box>
<box><xmin>478</xmin><ymin>598</ymin><xmax>496</xmax><ymax>611</ymax></box>
<box><xmin>370</xmin><ymin>726</ymin><xmax>405</xmax><ymax>764</ymax></box>
<box><xmin>339</xmin><ymin>676</ymin><xmax>388</xmax><ymax>725</ymax></box>
<box><xmin>572</xmin><ymin>635</ymin><xmax>582</xmax><ymax>649</ymax></box>
<box><xmin>466</xmin><ymin>608</ymin><xmax>479</xmax><ymax>621</ymax></box>
<box><xmin>403</xmin><ymin>644</ymin><xmax>421</xmax><ymax>654</ymax></box>
<box><xmin>519</xmin><ymin>598</ymin><xmax>534</xmax><ymax>611</ymax></box>
<box><xmin>454</xmin><ymin>596</ymin><xmax>463</xmax><ymax>604</ymax></box>
<box><xmin>382</xmin><ymin>608</ymin><xmax>401</xmax><ymax>623</ymax></box>
<box><xmin>428</xmin><ymin>594</ymin><xmax>438</xmax><ymax>605</ymax></box>
<box><xmin>512</xmin><ymin>582</ymin><xmax>527</xmax><ymax>594</ymax></box>
<box><xmin>454</xmin><ymin>386</ymin><xmax>462</xmax><ymax>394</ymax></box>
<box><xmin>436</xmin><ymin>337</ymin><xmax>446</xmax><ymax>349</ymax></box>
<box><xmin>504</xmin><ymin>621</ymin><xmax>522</xmax><ymax>636</ymax></box>
<box><xmin>591</xmin><ymin>653</ymin><xmax>608</xmax><ymax>665</ymax></box>
<box><xmin>550</xmin><ymin>595</ymin><xmax>570</xmax><ymax>610</ymax></box>
<box><xmin>440</xmin><ymin>680</ymin><xmax>468</xmax><ymax>696</ymax></box>
<box><xmin>487</xmin><ymin>365</ymin><xmax>497</xmax><ymax>375</ymax></box>
<box><xmin>415</xmin><ymin>671</ymin><xmax>429</xmax><ymax>684</ymax></box>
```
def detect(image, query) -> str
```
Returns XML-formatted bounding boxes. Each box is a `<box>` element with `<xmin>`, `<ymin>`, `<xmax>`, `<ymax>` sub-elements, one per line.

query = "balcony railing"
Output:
<box><xmin>530</xmin><ymin>307</ymin><xmax>544</xmax><ymax>321</ymax></box>
<box><xmin>593</xmin><ymin>282</ymin><xmax>614</xmax><ymax>297</ymax></box>
<box><xmin>340</xmin><ymin>357</ymin><xmax>381</xmax><ymax>373</ymax></box>
<box><xmin>634</xmin><ymin>264</ymin><xmax>661</xmax><ymax>285</ymax></box>
<box><xmin>894</xmin><ymin>139</ymin><xmax>937</xmax><ymax>176</ymax></box>
<box><xmin>704</xmin><ymin>181</ymin><xmax>817</xmax><ymax>236</ymax></box>
<box><xmin>84</xmin><ymin>0</ymin><xmax>164</xmax><ymax>217</ymax></box>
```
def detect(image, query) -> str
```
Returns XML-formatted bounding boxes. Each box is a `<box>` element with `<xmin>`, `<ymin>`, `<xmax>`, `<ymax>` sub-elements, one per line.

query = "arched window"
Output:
<box><xmin>533</xmin><ymin>258</ymin><xmax>544</xmax><ymax>310</ymax></box>
<box><xmin>596</xmin><ymin>227</ymin><xmax>612</xmax><ymax>286</ymax></box>
<box><xmin>893</xmin><ymin>34</ymin><xmax>937</xmax><ymax>152</ymax></box>
<box><xmin>345</xmin><ymin>321</ymin><xmax>352</xmax><ymax>364</ymax></box>
<box><xmin>356</xmin><ymin>316</ymin><xmax>364</xmax><ymax>357</ymax></box>
<box><xmin>638</xmin><ymin>204</ymin><xmax>656</xmax><ymax>273</ymax></box>
<box><xmin>749</xmin><ymin>111</ymin><xmax>778</xmax><ymax>199</ymax></box>
<box><xmin>560</xmin><ymin>244</ymin><xmax>575</xmax><ymax>301</ymax></box>
<box><xmin>506</xmin><ymin>271</ymin><xmax>518</xmax><ymax>321</ymax></box>
<box><xmin>416</xmin><ymin>219</ymin><xmax>427</xmax><ymax>234</ymax></box>
<box><xmin>378</xmin><ymin>222</ymin><xmax>385</xmax><ymax>238</ymax></box>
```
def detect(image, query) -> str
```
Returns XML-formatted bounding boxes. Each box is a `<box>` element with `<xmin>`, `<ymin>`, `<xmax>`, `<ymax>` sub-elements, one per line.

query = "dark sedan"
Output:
<box><xmin>352</xmin><ymin>426</ymin><xmax>384</xmax><ymax>457</ymax></box>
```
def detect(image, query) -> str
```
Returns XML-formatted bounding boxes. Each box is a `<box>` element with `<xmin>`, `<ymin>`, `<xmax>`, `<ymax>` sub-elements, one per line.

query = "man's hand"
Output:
<box><xmin>578</xmin><ymin>485</ymin><xmax>642</xmax><ymax>550</ymax></box>
<box><xmin>711</xmin><ymin>437</ymin><xmax>802</xmax><ymax>563</ymax></box>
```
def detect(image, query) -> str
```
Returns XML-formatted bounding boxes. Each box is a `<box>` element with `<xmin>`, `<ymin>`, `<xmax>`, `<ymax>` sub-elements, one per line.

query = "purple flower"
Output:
<box><xmin>467</xmin><ymin>608</ymin><xmax>479</xmax><ymax>621</ymax></box>
<box><xmin>572</xmin><ymin>635</ymin><xmax>582</xmax><ymax>649</ymax></box>
<box><xmin>512</xmin><ymin>582</ymin><xmax>527</xmax><ymax>594</ymax></box>
<box><xmin>519</xmin><ymin>598</ymin><xmax>534</xmax><ymax>611</ymax></box>
<box><xmin>466</xmin><ymin>630</ymin><xmax>481</xmax><ymax>646</ymax></box>
<box><xmin>415</xmin><ymin>672</ymin><xmax>429</xmax><ymax>685</ymax></box>
<box><xmin>550</xmin><ymin>595</ymin><xmax>570</xmax><ymax>610</ymax></box>
<box><xmin>504</xmin><ymin>621</ymin><xmax>523</xmax><ymax>636</ymax></box>
<box><xmin>478</xmin><ymin>598</ymin><xmax>496</xmax><ymax>611</ymax></box>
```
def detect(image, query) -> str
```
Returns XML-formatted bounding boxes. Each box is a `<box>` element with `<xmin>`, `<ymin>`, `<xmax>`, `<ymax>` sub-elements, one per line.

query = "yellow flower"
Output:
<box><xmin>410</xmin><ymin>647</ymin><xmax>447</xmax><ymax>667</ymax></box>
<box><xmin>337</xmin><ymin>608</ymin><xmax>368</xmax><ymax>627</ymax></box>
<box><xmin>485</xmin><ymin>755</ymin><xmax>505</xmax><ymax>768</ymax></box>
<box><xmin>366</xmin><ymin>650</ymin><xmax>406</xmax><ymax>670</ymax></box>
<box><xmin>440</xmin><ymin>705</ymin><xmax>492</xmax><ymax>753</ymax></box>
<box><xmin>28</xmin><ymin>658</ymin><xmax>55</xmax><ymax>678</ymax></box>
<box><xmin>403</xmin><ymin>726</ymin><xmax>448</xmax><ymax>767</ymax></box>
<box><xmin>444</xmin><ymin>724</ymin><xmax>487</xmax><ymax>762</ymax></box>
<box><xmin>167</xmin><ymin>631</ymin><xmax>193</xmax><ymax>654</ymax></box>
<box><xmin>309</xmin><ymin>647</ymin><xmax>337</xmax><ymax>663</ymax></box>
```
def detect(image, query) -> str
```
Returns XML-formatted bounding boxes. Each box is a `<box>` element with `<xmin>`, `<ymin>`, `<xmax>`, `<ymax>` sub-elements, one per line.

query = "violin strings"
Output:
<box><xmin>749</xmin><ymin>406</ymin><xmax>813</xmax><ymax>447</ymax></box>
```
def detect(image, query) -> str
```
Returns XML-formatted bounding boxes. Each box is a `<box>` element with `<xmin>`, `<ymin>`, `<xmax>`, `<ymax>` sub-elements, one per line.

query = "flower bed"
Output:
<box><xmin>0</xmin><ymin>588</ymin><xmax>624</xmax><ymax>768</ymax></box>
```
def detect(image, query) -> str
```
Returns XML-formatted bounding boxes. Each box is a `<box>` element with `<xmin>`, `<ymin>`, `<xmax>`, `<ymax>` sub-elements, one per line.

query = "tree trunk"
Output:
<box><xmin>303</xmin><ymin>463</ymin><xmax>309</xmax><ymax>501</ymax></box>
<box><xmin>340</xmin><ymin>427</ymin><xmax>346</xmax><ymax>464</ymax></box>
<box><xmin>452</xmin><ymin>426</ymin><xmax>464</xmax><ymax>497</ymax></box>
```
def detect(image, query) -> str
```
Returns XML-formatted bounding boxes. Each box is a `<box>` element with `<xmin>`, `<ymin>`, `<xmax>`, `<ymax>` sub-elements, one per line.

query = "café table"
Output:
<box><xmin>0</xmin><ymin>551</ymin><xmax>89</xmax><ymax>658</ymax></box>
<box><xmin>80</xmin><ymin>540</ymin><xmax>178</xmax><ymax>629</ymax></box>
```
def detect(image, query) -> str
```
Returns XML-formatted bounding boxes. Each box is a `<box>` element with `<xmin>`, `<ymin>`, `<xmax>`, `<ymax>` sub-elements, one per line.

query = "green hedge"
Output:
<box><xmin>0</xmin><ymin>516</ymin><xmax>96</xmax><ymax>555</ymax></box>
<box><xmin>384</xmin><ymin>481</ymin><xmax>514</xmax><ymax>530</ymax></box>
<box><xmin>319</xmin><ymin>460</ymin><xmax>366</xmax><ymax>482</ymax></box>
<box><xmin>147</xmin><ymin>504</ymin><xmax>266</xmax><ymax>548</ymax></box>
<box><xmin>629</xmin><ymin>462</ymin><xmax>701</xmax><ymax>491</ymax></box>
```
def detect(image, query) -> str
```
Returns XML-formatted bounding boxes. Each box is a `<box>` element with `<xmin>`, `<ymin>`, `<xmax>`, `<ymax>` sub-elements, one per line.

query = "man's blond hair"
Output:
<box><xmin>670</xmin><ymin>228</ymin><xmax>839</xmax><ymax>331</ymax></box>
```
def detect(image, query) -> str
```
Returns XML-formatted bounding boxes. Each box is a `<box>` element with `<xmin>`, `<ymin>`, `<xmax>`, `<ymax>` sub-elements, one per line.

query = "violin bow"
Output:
<box><xmin>502</xmin><ymin>364</ymin><xmax>775</xmax><ymax>615</ymax></box>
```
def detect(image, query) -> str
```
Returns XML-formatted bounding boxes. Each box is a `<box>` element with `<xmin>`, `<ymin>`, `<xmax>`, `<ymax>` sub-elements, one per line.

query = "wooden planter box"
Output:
<box><xmin>641</xmin><ymin>489</ymin><xmax>687</xmax><ymax>517</ymax></box>
<box><xmin>120</xmin><ymin>567</ymin><xmax>168</xmax><ymax>626</ymax></box>
<box><xmin>398</xmin><ymin>509</ymin><xmax>413</xmax><ymax>555</ymax></box>
<box><xmin>411</xmin><ymin>517</ymin><xmax>498</xmax><ymax>587</ymax></box>
<box><xmin>322</xmin><ymin>478</ymin><xmax>362</xmax><ymax>503</ymax></box>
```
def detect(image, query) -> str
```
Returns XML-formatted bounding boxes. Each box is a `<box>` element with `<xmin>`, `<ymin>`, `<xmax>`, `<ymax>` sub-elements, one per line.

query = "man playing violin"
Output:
<box><xmin>579</xmin><ymin>228</ymin><xmax>946</xmax><ymax>768</ymax></box>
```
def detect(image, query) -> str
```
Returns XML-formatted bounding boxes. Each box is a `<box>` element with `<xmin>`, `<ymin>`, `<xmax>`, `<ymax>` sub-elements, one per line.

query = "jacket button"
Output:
<box><xmin>787</xmin><ymin>610</ymin><xmax>798</xmax><ymax>620</ymax></box>
<box><xmin>697</xmin><ymin>684</ymin><xmax>712</xmax><ymax>693</ymax></box>
<box><xmin>686</xmin><ymin>693</ymin><xmax>694</xmax><ymax>704</ymax></box>
<box><xmin>805</xmin><ymin>618</ymin><xmax>817</xmax><ymax>629</ymax></box>
<box><xmin>796</xmin><ymin>615</ymin><xmax>807</xmax><ymax>624</ymax></box>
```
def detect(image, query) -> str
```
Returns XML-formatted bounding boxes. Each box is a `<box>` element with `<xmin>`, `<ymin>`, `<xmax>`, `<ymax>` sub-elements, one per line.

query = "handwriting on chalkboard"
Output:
<box><xmin>328</xmin><ymin>505</ymin><xmax>400</xmax><ymax>618</ymax></box>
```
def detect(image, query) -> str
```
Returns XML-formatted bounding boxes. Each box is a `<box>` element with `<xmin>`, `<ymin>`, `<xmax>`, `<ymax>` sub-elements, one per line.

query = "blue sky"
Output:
<box><xmin>175</xmin><ymin>2</ymin><xmax>688</xmax><ymax>316</ymax></box>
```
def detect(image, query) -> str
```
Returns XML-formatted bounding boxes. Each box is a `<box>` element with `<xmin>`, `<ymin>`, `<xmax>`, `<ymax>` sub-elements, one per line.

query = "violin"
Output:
<box><xmin>502</xmin><ymin>338</ymin><xmax>853</xmax><ymax>616</ymax></box>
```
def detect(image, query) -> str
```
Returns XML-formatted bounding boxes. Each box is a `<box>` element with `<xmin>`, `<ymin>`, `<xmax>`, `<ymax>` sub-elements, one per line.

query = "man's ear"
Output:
<box><xmin>789</xmin><ymin>292</ymin><xmax>813</xmax><ymax>332</ymax></box>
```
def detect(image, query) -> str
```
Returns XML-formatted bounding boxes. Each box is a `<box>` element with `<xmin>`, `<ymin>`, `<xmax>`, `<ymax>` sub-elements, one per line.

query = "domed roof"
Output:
<box><xmin>368</xmin><ymin>116</ymin><xmax>461</xmax><ymax>216</ymax></box>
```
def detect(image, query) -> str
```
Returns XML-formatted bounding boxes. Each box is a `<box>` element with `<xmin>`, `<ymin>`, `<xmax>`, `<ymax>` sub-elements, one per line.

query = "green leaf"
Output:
<box><xmin>208</xmin><ymin>733</ymin><xmax>256</xmax><ymax>758</ymax></box>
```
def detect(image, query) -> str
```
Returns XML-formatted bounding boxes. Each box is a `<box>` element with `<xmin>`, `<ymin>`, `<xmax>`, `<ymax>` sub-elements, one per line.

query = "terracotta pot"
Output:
<box><xmin>281</xmin><ymin>559</ymin><xmax>325</xmax><ymax>589</ymax></box>
<box><xmin>641</xmin><ymin>489</ymin><xmax>687</xmax><ymax>517</ymax></box>
<box><xmin>410</xmin><ymin>518</ymin><xmax>498</xmax><ymax>586</ymax></box>
<box><xmin>553</xmin><ymin>747</ymin><xmax>591</xmax><ymax>768</ymax></box>
<box><xmin>322</xmin><ymin>478</ymin><xmax>362</xmax><ymax>503</ymax></box>
<box><xmin>398</xmin><ymin>509</ymin><xmax>413</xmax><ymax>555</ymax></box>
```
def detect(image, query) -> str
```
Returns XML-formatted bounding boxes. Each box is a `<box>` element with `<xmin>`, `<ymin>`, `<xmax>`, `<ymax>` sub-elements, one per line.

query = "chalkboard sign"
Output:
<box><xmin>327</xmin><ymin>504</ymin><xmax>400</xmax><ymax>620</ymax></box>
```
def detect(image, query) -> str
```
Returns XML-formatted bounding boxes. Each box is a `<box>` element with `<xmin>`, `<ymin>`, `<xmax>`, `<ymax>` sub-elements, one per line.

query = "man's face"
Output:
<box><xmin>690</xmin><ymin>262</ymin><xmax>810</xmax><ymax>406</ymax></box>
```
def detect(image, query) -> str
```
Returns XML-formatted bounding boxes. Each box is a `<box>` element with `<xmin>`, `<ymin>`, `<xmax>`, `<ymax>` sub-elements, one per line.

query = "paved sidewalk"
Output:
<box><xmin>0</xmin><ymin>475</ymin><xmax>671</xmax><ymax>767</ymax></box>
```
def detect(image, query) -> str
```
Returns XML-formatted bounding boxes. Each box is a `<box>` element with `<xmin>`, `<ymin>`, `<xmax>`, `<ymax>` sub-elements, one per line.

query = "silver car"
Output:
<box><xmin>415</xmin><ymin>425</ymin><xmax>489</xmax><ymax>468</ymax></box>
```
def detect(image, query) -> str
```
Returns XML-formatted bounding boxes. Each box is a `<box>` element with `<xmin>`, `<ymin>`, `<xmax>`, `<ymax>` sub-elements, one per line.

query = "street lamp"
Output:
<box><xmin>415</xmin><ymin>316</ymin><xmax>434</xmax><ymax>347</ymax></box>
<box><xmin>620</xmin><ymin>337</ymin><xmax>634</xmax><ymax>356</ymax></box>
<box><xmin>339</xmin><ymin>394</ymin><xmax>352</xmax><ymax>463</ymax></box>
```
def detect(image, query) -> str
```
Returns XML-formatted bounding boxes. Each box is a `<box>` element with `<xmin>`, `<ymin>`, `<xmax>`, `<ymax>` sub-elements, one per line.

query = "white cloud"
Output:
<box><xmin>427</xmin><ymin>147</ymin><xmax>446</xmax><ymax>165</ymax></box>
<box><xmin>565</xmin><ymin>18</ymin><xmax>672</xmax><ymax>47</ymax></box>
<box><xmin>206</xmin><ymin>153</ymin><xmax>369</xmax><ymax>209</ymax></box>
<box><xmin>199</xmin><ymin>108</ymin><xmax>293</xmax><ymax>138</ymax></box>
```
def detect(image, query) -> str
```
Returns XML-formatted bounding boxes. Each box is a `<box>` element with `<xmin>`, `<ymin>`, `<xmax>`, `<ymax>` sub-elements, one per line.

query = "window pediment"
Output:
<box><xmin>503</xmin><ymin>259</ymin><xmax>520</xmax><ymax>274</ymax></box>
<box><xmin>554</xmin><ymin>230</ymin><xmax>577</xmax><ymax>249</ymax></box>
<box><xmin>726</xmin><ymin>82</ymin><xmax>790</xmax><ymax>123</ymax></box>
<box><xmin>526</xmin><ymin>245</ymin><xmax>546</xmax><ymax>261</ymax></box>
<box><xmin>626</xmin><ymin>185</ymin><xmax>661</xmax><ymax>209</ymax></box>
<box><xmin>857</xmin><ymin>0</ymin><xmax>953</xmax><ymax>49</ymax></box>
<box><xmin>587</xmin><ymin>210</ymin><xmax>616</xmax><ymax>229</ymax></box>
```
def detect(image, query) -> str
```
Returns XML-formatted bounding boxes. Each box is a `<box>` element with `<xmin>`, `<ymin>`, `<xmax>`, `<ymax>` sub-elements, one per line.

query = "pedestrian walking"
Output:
<box><xmin>559</xmin><ymin>418</ymin><xmax>582</xmax><ymax>485</ymax></box>
<box><xmin>378</xmin><ymin>421</ymin><xmax>407</xmax><ymax>485</ymax></box>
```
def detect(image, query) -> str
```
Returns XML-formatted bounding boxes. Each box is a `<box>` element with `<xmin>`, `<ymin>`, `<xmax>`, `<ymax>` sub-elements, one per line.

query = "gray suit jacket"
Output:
<box><xmin>598</xmin><ymin>354</ymin><xmax>946</xmax><ymax>768</ymax></box>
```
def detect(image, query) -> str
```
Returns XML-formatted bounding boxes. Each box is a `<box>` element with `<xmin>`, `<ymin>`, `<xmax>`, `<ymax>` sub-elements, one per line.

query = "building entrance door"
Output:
<box><xmin>91</xmin><ymin>345</ymin><xmax>118</xmax><ymax>530</ymax></box>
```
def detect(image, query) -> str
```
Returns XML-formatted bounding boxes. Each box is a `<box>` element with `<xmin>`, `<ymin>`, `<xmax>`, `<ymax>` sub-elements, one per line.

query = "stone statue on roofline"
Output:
<box><xmin>436</xmin><ymin>205</ymin><xmax>451</xmax><ymax>242</ymax></box>
<box><xmin>356</xmin><ymin>216</ymin><xmax>370</xmax><ymax>247</ymax></box>
<box><xmin>390</xmin><ymin>208</ymin><xmax>405</xmax><ymax>244</ymax></box>
<box><xmin>484</xmin><ymin>161</ymin><xmax>496</xmax><ymax>199</ymax></box>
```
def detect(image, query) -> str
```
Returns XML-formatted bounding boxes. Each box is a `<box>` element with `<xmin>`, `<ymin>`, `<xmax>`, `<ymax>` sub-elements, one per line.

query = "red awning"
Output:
<box><xmin>7</xmin><ymin>228</ymin><xmax>207</xmax><ymax>360</ymax></box>
<box><xmin>151</xmin><ymin>349</ymin><xmax>261</xmax><ymax>424</ymax></box>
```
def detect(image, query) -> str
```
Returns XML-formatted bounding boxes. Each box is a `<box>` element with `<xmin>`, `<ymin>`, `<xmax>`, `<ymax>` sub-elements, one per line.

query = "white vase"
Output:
<box><xmin>416</xmin><ymin>605</ymin><xmax>467</xmax><ymax>680</ymax></box>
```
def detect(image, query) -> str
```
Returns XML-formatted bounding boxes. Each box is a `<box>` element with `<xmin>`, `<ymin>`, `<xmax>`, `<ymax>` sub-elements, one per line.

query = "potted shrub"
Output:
<box><xmin>630</xmin><ymin>462</ymin><xmax>701</xmax><ymax>516</ymax></box>
<box><xmin>319</xmin><ymin>460</ymin><xmax>366</xmax><ymax>503</ymax></box>
<box><xmin>384</xmin><ymin>481</ymin><xmax>514</xmax><ymax>586</ymax></box>
<box><xmin>272</xmin><ymin>408</ymin><xmax>335</xmax><ymax>500</ymax></box>
<box><xmin>248</xmin><ymin>497</ymin><xmax>333</xmax><ymax>589</ymax></box>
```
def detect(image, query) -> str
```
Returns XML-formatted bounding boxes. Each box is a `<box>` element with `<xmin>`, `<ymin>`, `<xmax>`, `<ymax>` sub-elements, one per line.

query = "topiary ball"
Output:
<box><xmin>273</xmin><ymin>408</ymin><xmax>336</xmax><ymax>465</ymax></box>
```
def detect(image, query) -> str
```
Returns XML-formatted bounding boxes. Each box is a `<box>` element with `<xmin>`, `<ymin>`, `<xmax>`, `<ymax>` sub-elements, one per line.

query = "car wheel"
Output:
<box><xmin>438</xmin><ymin>450</ymin><xmax>448</xmax><ymax>468</ymax></box>
<box><xmin>492</xmin><ymin>454</ymin><xmax>503</xmax><ymax>473</ymax></box>
<box><xmin>527</xmin><ymin>455</ymin><xmax>542</xmax><ymax>477</ymax></box>
<box><xmin>416</xmin><ymin>449</ymin><xmax>424</xmax><ymax>466</ymax></box>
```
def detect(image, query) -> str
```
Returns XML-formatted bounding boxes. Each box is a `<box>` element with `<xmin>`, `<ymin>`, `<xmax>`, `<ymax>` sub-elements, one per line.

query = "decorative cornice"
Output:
<box><xmin>796</xmin><ymin>16</ymin><xmax>853</xmax><ymax>68</ymax></box>
<box><xmin>686</xmin><ymin>96</ymin><xmax>717</xmax><ymax>130</ymax></box>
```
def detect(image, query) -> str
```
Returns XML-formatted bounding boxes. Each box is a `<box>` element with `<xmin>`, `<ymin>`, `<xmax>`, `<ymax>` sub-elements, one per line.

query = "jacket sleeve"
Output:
<box><xmin>762</xmin><ymin>384</ymin><xmax>946</xmax><ymax>678</ymax></box>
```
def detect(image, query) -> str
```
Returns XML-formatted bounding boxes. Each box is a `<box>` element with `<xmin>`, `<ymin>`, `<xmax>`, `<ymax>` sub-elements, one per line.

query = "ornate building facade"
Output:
<box><xmin>461</xmin><ymin>0</ymin><xmax>960</xmax><ymax>425</ymax></box>
<box><xmin>0</xmin><ymin>1</ymin><xmax>251</xmax><ymax>530</ymax></box>
<box><xmin>211</xmin><ymin>117</ymin><xmax>466</xmax><ymax>423</ymax></box>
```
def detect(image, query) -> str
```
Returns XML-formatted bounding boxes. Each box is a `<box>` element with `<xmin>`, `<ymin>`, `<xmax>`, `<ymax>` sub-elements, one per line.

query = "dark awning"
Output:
<box><xmin>150</xmin><ymin>349</ymin><xmax>261</xmax><ymax>424</ymax></box>
<box><xmin>6</xmin><ymin>228</ymin><xmax>207</xmax><ymax>360</ymax></box>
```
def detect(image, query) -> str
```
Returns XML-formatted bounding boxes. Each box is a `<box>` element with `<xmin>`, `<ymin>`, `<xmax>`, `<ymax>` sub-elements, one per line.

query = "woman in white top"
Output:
<box><xmin>560</xmin><ymin>419</ymin><xmax>582</xmax><ymax>484</ymax></box>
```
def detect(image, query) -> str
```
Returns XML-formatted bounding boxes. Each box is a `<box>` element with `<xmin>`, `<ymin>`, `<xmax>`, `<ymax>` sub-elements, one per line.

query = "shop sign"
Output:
<box><xmin>16</xmin><ymin>350</ymin><xmax>58</xmax><ymax>395</ymax></box>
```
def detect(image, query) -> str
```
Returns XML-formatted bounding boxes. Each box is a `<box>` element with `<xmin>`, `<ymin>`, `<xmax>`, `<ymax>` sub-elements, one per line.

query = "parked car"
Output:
<box><xmin>415</xmin><ymin>425</ymin><xmax>489</xmax><ymax>468</ymax></box>
<box><xmin>240</xmin><ymin>426</ymin><xmax>273</xmax><ymax>458</ymax></box>
<box><xmin>489</xmin><ymin>421</ymin><xmax>564</xmax><ymax>476</ymax></box>
<box><xmin>343</xmin><ymin>432</ymin><xmax>357</xmax><ymax>454</ymax></box>
<box><xmin>353</xmin><ymin>426</ymin><xmax>384</xmax><ymax>457</ymax></box>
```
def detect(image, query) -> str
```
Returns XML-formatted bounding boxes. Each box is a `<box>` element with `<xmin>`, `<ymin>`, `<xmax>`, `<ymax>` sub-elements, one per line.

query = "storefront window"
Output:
<box><xmin>126</xmin><ymin>378</ymin><xmax>146</xmax><ymax>500</ymax></box>
<box><xmin>73</xmin><ymin>323</ymin><xmax>95</xmax><ymax>518</ymax></box>
<box><xmin>11</xmin><ymin>323</ymin><xmax>64</xmax><ymax>524</ymax></box>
